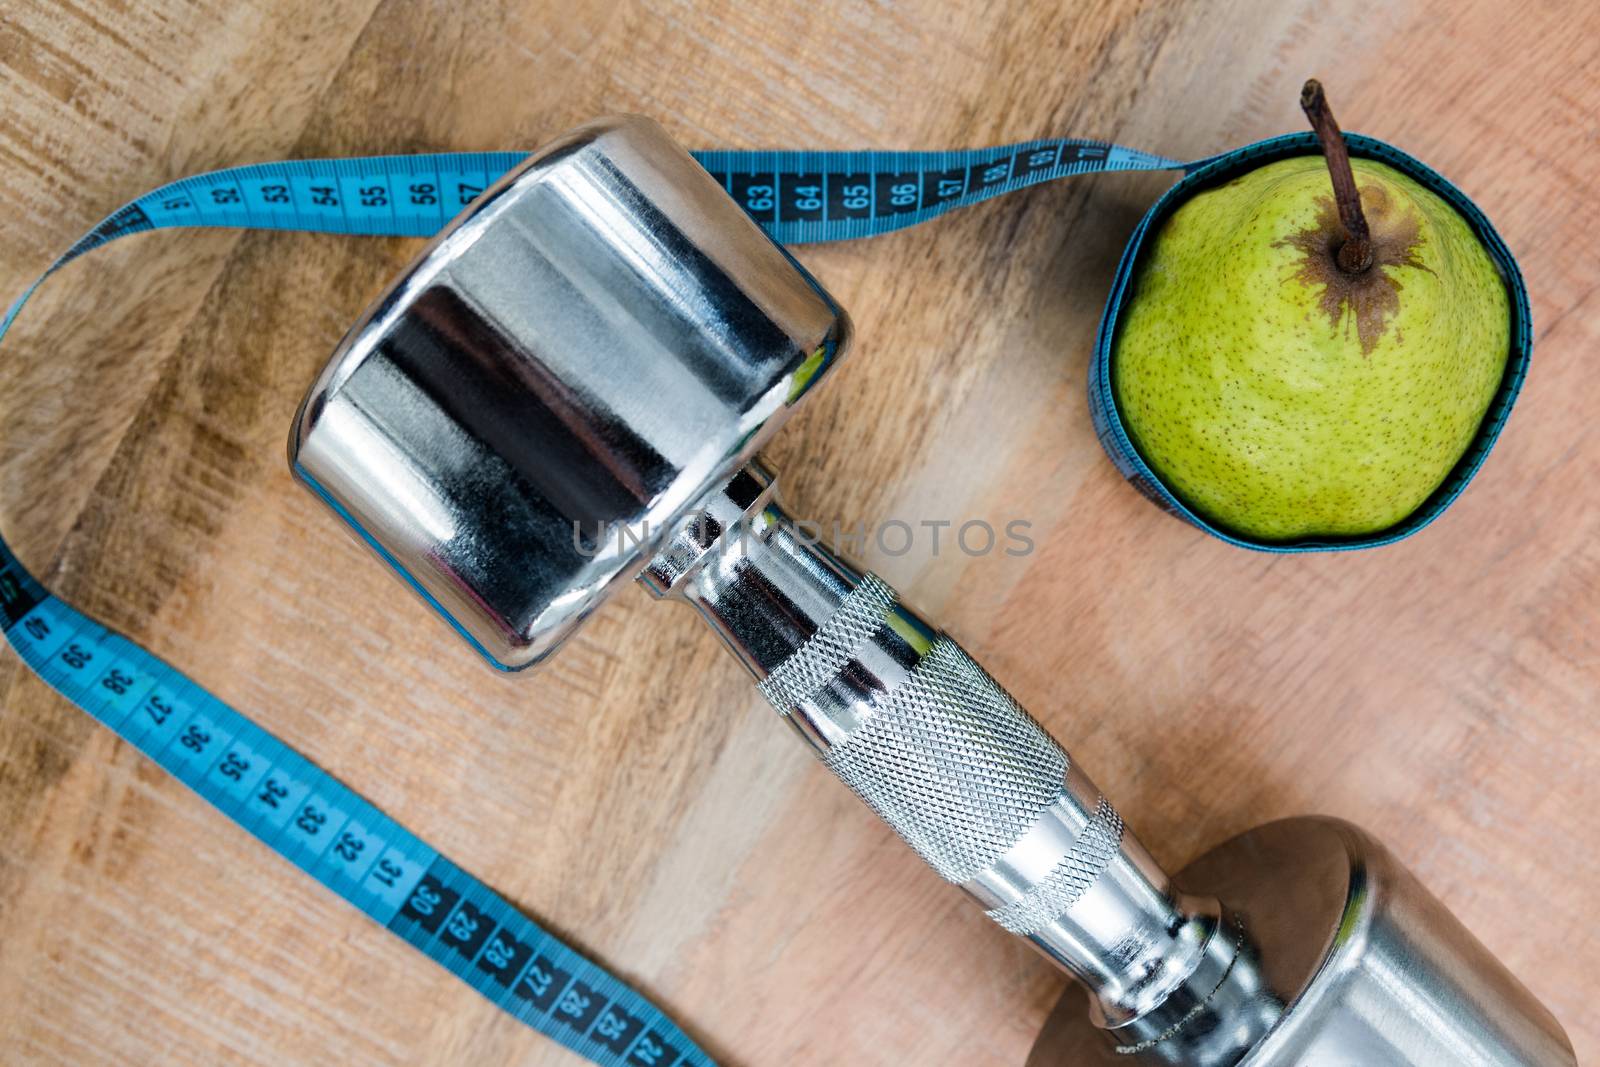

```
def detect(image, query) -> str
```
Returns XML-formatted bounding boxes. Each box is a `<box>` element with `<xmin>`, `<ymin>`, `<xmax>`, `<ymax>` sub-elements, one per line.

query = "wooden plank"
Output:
<box><xmin>1</xmin><ymin>0</ymin><xmax>1595</xmax><ymax>1062</ymax></box>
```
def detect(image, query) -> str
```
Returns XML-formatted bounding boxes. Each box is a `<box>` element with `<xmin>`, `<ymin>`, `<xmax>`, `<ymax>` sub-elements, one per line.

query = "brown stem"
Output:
<box><xmin>1300</xmin><ymin>79</ymin><xmax>1373</xmax><ymax>274</ymax></box>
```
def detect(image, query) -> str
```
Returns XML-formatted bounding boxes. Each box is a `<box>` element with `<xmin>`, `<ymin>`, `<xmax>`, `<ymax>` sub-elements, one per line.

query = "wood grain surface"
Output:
<box><xmin>2</xmin><ymin>1</ymin><xmax>1596</xmax><ymax>1063</ymax></box>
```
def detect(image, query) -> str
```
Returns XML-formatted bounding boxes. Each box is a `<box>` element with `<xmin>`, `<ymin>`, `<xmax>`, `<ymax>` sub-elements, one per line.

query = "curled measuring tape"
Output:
<box><xmin>0</xmin><ymin>129</ymin><xmax>1528</xmax><ymax>1064</ymax></box>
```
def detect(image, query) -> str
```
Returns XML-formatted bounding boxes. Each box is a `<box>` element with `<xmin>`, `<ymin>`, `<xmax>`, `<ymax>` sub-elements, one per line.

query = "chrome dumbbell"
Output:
<box><xmin>289</xmin><ymin>116</ymin><xmax>1574</xmax><ymax>1066</ymax></box>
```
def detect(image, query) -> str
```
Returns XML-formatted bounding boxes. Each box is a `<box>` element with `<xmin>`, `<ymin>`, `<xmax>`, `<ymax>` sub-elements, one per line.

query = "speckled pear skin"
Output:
<box><xmin>1112</xmin><ymin>156</ymin><xmax>1510</xmax><ymax>541</ymax></box>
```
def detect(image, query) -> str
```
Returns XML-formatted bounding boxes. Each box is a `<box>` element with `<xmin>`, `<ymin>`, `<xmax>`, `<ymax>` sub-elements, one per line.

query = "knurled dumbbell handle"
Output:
<box><xmin>669</xmin><ymin>486</ymin><xmax>1228</xmax><ymax>1037</ymax></box>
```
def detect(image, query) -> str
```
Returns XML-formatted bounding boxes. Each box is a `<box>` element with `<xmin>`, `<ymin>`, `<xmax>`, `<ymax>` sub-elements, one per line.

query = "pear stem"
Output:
<box><xmin>1300</xmin><ymin>79</ymin><xmax>1373</xmax><ymax>274</ymax></box>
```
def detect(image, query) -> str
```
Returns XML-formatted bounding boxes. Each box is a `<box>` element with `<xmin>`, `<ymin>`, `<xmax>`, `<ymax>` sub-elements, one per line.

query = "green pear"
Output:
<box><xmin>1112</xmin><ymin>87</ymin><xmax>1510</xmax><ymax>541</ymax></box>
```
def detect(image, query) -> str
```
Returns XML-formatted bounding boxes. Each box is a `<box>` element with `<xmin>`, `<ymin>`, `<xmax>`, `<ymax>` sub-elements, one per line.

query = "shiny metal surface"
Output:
<box><xmin>660</xmin><ymin>473</ymin><xmax>1232</xmax><ymax>1038</ymax></box>
<box><xmin>291</xmin><ymin>114</ymin><xmax>1574</xmax><ymax>1065</ymax></box>
<box><xmin>1029</xmin><ymin>818</ymin><xmax>1577</xmax><ymax>1066</ymax></box>
<box><xmin>290</xmin><ymin>115</ymin><xmax>847</xmax><ymax>669</ymax></box>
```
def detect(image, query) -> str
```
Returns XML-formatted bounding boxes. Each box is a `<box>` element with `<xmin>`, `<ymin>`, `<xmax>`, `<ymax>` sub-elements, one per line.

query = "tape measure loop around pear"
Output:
<box><xmin>1087</xmin><ymin>131</ymin><xmax>1531</xmax><ymax>554</ymax></box>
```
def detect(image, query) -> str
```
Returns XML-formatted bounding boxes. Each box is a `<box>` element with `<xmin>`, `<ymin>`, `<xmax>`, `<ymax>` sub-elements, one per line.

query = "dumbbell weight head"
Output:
<box><xmin>290</xmin><ymin>115</ymin><xmax>848</xmax><ymax>670</ymax></box>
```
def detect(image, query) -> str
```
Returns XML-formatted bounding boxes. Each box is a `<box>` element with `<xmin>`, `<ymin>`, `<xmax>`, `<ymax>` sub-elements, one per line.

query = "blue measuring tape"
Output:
<box><xmin>0</xmin><ymin>136</ymin><xmax>1184</xmax><ymax>1066</ymax></box>
<box><xmin>0</xmin><ymin>130</ymin><xmax>1526</xmax><ymax>1063</ymax></box>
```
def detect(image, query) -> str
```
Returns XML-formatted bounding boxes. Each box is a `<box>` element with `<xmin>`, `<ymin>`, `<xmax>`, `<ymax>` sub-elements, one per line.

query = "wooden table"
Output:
<box><xmin>2</xmin><ymin>1</ymin><xmax>1596</xmax><ymax>1063</ymax></box>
